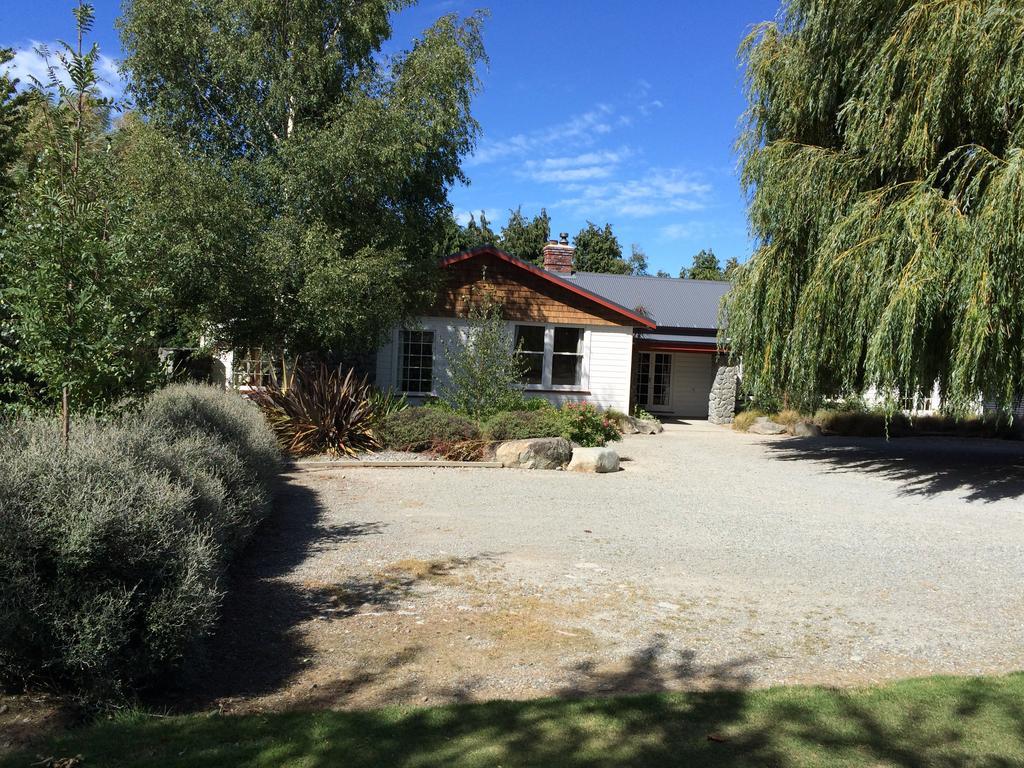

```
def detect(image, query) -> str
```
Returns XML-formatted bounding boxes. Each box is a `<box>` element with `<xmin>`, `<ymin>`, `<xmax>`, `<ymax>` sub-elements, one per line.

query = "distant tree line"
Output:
<box><xmin>448</xmin><ymin>211</ymin><xmax>740</xmax><ymax>280</ymax></box>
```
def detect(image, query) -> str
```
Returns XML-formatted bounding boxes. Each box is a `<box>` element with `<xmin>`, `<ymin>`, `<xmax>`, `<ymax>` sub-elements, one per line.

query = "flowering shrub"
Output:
<box><xmin>560</xmin><ymin>402</ymin><xmax>621</xmax><ymax>447</ymax></box>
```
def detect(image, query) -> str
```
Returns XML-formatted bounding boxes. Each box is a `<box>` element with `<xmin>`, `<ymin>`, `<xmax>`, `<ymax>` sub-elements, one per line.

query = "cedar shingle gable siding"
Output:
<box><xmin>433</xmin><ymin>252</ymin><xmax>636</xmax><ymax>327</ymax></box>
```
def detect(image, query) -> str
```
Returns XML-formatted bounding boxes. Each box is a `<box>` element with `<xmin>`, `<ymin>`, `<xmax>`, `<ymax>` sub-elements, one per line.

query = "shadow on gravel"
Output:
<box><xmin>765</xmin><ymin>436</ymin><xmax>1024</xmax><ymax>503</ymax></box>
<box><xmin>165</xmin><ymin>473</ymin><xmax>388</xmax><ymax>708</ymax></box>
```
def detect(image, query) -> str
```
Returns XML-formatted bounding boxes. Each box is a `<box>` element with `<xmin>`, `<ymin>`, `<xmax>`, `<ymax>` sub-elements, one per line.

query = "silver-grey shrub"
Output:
<box><xmin>0</xmin><ymin>385</ymin><xmax>281</xmax><ymax>701</ymax></box>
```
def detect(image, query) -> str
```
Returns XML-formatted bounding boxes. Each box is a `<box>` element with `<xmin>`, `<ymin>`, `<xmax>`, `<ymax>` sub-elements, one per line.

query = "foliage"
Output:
<box><xmin>631</xmin><ymin>405</ymin><xmax>656</xmax><ymax>421</ymax></box>
<box><xmin>1</xmin><ymin>6</ymin><xmax>163</xmax><ymax>421</ymax></box>
<box><xmin>249</xmin><ymin>363</ymin><xmax>378</xmax><ymax>457</ymax></box>
<box><xmin>368</xmin><ymin>387</ymin><xmax>409</xmax><ymax>424</ymax></box>
<box><xmin>375</xmin><ymin>406</ymin><xmax>481</xmax><ymax>452</ymax></box>
<box><xmin>812</xmin><ymin>409</ymin><xmax>911</xmax><ymax>438</ymax></box>
<box><xmin>0</xmin><ymin>385</ymin><xmax>280</xmax><ymax>702</ymax></box>
<box><xmin>483</xmin><ymin>408</ymin><xmax>568</xmax><ymax>442</ymax></box>
<box><xmin>560</xmin><ymin>402</ymin><xmax>621</xmax><ymax>447</ymax></box>
<box><xmin>0</xmin><ymin>48</ymin><xmax>30</xmax><ymax>217</ymax></box>
<box><xmin>732</xmin><ymin>409</ymin><xmax>763</xmax><ymax>432</ymax></box>
<box><xmin>655</xmin><ymin>269</ymin><xmax>672</xmax><ymax>278</ymax></box>
<box><xmin>627</xmin><ymin>244</ymin><xmax>649</xmax><ymax>276</ymax></box>
<box><xmin>681</xmin><ymin>248</ymin><xmax>724</xmax><ymax>280</ymax></box>
<box><xmin>727</xmin><ymin>0</ymin><xmax>1024</xmax><ymax>414</ymax></box>
<box><xmin>440</xmin><ymin>301</ymin><xmax>528</xmax><ymax>419</ymax></box>
<box><xmin>572</xmin><ymin>221</ymin><xmax>630</xmax><ymax>274</ymax></box>
<box><xmin>723</xmin><ymin>257</ymin><xmax>741</xmax><ymax>280</ymax></box>
<box><xmin>118</xmin><ymin>0</ymin><xmax>487</xmax><ymax>355</ymax></box>
<box><xmin>461</xmin><ymin>211</ymin><xmax>498</xmax><ymax>249</ymax></box>
<box><xmin>499</xmin><ymin>206</ymin><xmax>550</xmax><ymax>264</ymax></box>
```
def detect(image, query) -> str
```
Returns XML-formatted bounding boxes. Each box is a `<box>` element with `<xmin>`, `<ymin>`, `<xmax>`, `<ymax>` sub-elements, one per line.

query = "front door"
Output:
<box><xmin>633</xmin><ymin>352</ymin><xmax>672</xmax><ymax>411</ymax></box>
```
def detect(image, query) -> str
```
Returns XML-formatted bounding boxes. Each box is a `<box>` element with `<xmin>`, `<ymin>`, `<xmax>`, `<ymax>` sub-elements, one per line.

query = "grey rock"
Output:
<box><xmin>793</xmin><ymin>420</ymin><xmax>823</xmax><ymax>438</ymax></box>
<box><xmin>495</xmin><ymin>437</ymin><xmax>573</xmax><ymax>470</ymax></box>
<box><xmin>567</xmin><ymin>447</ymin><xmax>621</xmax><ymax>473</ymax></box>
<box><xmin>708</xmin><ymin>364</ymin><xmax>739</xmax><ymax>424</ymax></box>
<box><xmin>748</xmin><ymin>416</ymin><xmax>787</xmax><ymax>435</ymax></box>
<box><xmin>628</xmin><ymin>416</ymin><xmax>664</xmax><ymax>435</ymax></box>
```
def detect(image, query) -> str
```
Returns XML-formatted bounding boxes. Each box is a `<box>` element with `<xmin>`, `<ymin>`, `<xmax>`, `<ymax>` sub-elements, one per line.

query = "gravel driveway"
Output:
<box><xmin>199</xmin><ymin>423</ymin><xmax>1024</xmax><ymax>712</ymax></box>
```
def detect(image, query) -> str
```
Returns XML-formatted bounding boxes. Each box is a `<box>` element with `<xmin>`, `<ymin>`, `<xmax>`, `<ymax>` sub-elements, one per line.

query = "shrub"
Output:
<box><xmin>0</xmin><ymin>385</ymin><xmax>281</xmax><ymax>702</ymax></box>
<box><xmin>368</xmin><ymin>388</ymin><xmax>408</xmax><ymax>425</ymax></box>
<box><xmin>522</xmin><ymin>397</ymin><xmax>555</xmax><ymax>411</ymax></box>
<box><xmin>141</xmin><ymin>384</ymin><xmax>282</xmax><ymax>487</ymax></box>
<box><xmin>439</xmin><ymin>302</ymin><xmax>528</xmax><ymax>419</ymax></box>
<box><xmin>560</xmin><ymin>402</ymin><xmax>621</xmax><ymax>447</ymax></box>
<box><xmin>732</xmin><ymin>409</ymin><xmax>763</xmax><ymax>432</ymax></box>
<box><xmin>248</xmin><ymin>364</ymin><xmax>377</xmax><ymax>457</ymax></box>
<box><xmin>603</xmin><ymin>408</ymin><xmax>632</xmax><ymax>433</ymax></box>
<box><xmin>375</xmin><ymin>407</ymin><xmax>481</xmax><ymax>452</ymax></box>
<box><xmin>484</xmin><ymin>409</ymin><xmax>568</xmax><ymax>442</ymax></box>
<box><xmin>774</xmin><ymin>409</ymin><xmax>804</xmax><ymax>431</ymax></box>
<box><xmin>813</xmin><ymin>409</ymin><xmax>911</xmax><ymax>437</ymax></box>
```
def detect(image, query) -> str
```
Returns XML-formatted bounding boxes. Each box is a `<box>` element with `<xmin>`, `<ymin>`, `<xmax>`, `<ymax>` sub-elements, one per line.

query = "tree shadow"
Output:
<box><xmin>163</xmin><ymin>475</ymin><xmax>390</xmax><ymax>708</ymax></box>
<box><xmin>764</xmin><ymin>435</ymin><xmax>1024</xmax><ymax>503</ymax></box>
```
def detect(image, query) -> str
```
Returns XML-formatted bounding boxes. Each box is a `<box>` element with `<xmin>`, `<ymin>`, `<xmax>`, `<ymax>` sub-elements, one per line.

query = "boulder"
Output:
<box><xmin>567</xmin><ymin>447</ymin><xmax>621</xmax><ymax>473</ymax></box>
<box><xmin>793</xmin><ymin>420</ymin><xmax>823</xmax><ymax>438</ymax></box>
<box><xmin>627</xmin><ymin>416</ymin><xmax>664</xmax><ymax>435</ymax></box>
<box><xmin>495</xmin><ymin>437</ymin><xmax>573</xmax><ymax>470</ymax></box>
<box><xmin>747</xmin><ymin>416</ymin><xmax>787</xmax><ymax>435</ymax></box>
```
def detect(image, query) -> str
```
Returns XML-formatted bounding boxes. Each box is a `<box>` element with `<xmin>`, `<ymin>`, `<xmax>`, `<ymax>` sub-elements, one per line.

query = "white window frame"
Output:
<box><xmin>398</xmin><ymin>328</ymin><xmax>436</xmax><ymax>395</ymax></box>
<box><xmin>514</xmin><ymin>323</ymin><xmax>590</xmax><ymax>392</ymax></box>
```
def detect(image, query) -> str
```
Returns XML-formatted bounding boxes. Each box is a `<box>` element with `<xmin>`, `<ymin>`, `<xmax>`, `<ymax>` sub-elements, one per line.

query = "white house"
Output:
<box><xmin>373</xmin><ymin>237</ymin><xmax>738</xmax><ymax>422</ymax></box>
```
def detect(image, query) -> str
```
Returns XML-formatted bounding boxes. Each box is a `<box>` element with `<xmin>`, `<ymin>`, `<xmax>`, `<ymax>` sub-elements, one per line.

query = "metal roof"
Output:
<box><xmin>564</xmin><ymin>272</ymin><xmax>730</xmax><ymax>329</ymax></box>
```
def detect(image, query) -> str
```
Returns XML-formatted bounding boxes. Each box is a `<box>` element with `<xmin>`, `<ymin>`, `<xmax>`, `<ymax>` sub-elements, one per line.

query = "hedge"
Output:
<box><xmin>0</xmin><ymin>385</ymin><xmax>281</xmax><ymax>702</ymax></box>
<box><xmin>374</xmin><ymin>407</ymin><xmax>481</xmax><ymax>452</ymax></box>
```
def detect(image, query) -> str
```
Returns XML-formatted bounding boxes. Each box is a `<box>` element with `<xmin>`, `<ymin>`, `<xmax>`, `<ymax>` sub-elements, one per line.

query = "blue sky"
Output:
<box><xmin>2</xmin><ymin>0</ymin><xmax>779</xmax><ymax>275</ymax></box>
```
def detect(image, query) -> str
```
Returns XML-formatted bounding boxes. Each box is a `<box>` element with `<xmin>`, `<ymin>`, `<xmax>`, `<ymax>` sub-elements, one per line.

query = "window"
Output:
<box><xmin>514</xmin><ymin>325</ymin><xmax>585</xmax><ymax>389</ymax></box>
<box><xmin>552</xmin><ymin>327</ymin><xmax>583</xmax><ymax>386</ymax></box>
<box><xmin>515</xmin><ymin>325</ymin><xmax>545</xmax><ymax>385</ymax></box>
<box><xmin>400</xmin><ymin>330</ymin><xmax>434</xmax><ymax>393</ymax></box>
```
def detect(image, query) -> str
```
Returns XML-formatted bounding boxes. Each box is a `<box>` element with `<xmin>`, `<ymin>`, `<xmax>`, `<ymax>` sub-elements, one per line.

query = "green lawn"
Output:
<box><xmin>6</xmin><ymin>674</ymin><xmax>1023</xmax><ymax>768</ymax></box>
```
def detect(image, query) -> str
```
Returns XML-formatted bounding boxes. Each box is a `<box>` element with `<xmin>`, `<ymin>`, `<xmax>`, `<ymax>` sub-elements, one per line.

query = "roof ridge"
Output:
<box><xmin>570</xmin><ymin>272</ymin><xmax>733</xmax><ymax>286</ymax></box>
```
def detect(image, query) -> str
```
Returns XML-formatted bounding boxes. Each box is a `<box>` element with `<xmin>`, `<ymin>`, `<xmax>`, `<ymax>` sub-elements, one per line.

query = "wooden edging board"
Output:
<box><xmin>292</xmin><ymin>460</ymin><xmax>504</xmax><ymax>469</ymax></box>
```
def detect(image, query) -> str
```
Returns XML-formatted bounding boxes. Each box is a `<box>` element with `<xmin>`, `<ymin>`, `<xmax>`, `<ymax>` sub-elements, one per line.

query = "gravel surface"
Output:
<box><xmin>199</xmin><ymin>423</ymin><xmax>1024</xmax><ymax>712</ymax></box>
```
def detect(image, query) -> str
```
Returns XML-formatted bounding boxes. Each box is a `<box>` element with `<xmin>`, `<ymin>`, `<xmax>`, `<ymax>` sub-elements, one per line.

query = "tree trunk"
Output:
<box><xmin>62</xmin><ymin>385</ymin><xmax>70</xmax><ymax>449</ymax></box>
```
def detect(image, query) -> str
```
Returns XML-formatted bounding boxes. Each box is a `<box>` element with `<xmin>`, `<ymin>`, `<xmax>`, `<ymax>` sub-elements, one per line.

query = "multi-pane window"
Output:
<box><xmin>515</xmin><ymin>325</ymin><xmax>585</xmax><ymax>388</ymax></box>
<box><xmin>515</xmin><ymin>325</ymin><xmax>545</xmax><ymax>385</ymax></box>
<box><xmin>400</xmin><ymin>330</ymin><xmax>434</xmax><ymax>393</ymax></box>
<box><xmin>634</xmin><ymin>352</ymin><xmax>671</xmax><ymax>407</ymax></box>
<box><xmin>552</xmin><ymin>328</ymin><xmax>583</xmax><ymax>386</ymax></box>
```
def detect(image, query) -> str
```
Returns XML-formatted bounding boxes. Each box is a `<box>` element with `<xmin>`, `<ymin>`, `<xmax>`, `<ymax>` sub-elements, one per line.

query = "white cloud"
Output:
<box><xmin>554</xmin><ymin>168</ymin><xmax>712</xmax><ymax>219</ymax></box>
<box><xmin>517</xmin><ymin>148</ymin><xmax>633</xmax><ymax>184</ymax></box>
<box><xmin>455</xmin><ymin>207</ymin><xmax>503</xmax><ymax>227</ymax></box>
<box><xmin>4</xmin><ymin>42</ymin><xmax>124</xmax><ymax>101</ymax></box>
<box><xmin>469</xmin><ymin>104</ymin><xmax>616</xmax><ymax>166</ymax></box>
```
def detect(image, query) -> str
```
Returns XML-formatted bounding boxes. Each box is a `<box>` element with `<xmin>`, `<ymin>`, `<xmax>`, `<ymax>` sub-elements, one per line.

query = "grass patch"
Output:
<box><xmin>6</xmin><ymin>673</ymin><xmax>1023</xmax><ymax>767</ymax></box>
<box><xmin>732</xmin><ymin>409</ymin><xmax>763</xmax><ymax>432</ymax></box>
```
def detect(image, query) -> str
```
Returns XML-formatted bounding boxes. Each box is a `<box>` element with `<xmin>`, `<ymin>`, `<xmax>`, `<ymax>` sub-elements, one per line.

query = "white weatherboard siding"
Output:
<box><xmin>375</xmin><ymin>317</ymin><xmax>634</xmax><ymax>412</ymax></box>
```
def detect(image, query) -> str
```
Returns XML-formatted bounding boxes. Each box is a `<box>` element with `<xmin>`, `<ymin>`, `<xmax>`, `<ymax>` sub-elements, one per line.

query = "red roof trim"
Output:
<box><xmin>439</xmin><ymin>247</ymin><xmax>657</xmax><ymax>329</ymax></box>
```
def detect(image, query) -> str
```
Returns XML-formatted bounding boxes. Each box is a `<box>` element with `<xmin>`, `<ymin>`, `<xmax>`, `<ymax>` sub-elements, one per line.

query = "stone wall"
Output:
<box><xmin>708</xmin><ymin>364</ymin><xmax>739</xmax><ymax>424</ymax></box>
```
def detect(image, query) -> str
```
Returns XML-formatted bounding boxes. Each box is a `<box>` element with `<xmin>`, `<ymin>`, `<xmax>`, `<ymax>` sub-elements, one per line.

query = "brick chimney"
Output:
<box><xmin>542</xmin><ymin>232</ymin><xmax>574</xmax><ymax>274</ymax></box>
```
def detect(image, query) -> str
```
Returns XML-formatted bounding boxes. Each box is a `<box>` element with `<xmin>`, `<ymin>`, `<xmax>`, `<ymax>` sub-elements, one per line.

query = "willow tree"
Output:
<box><xmin>725</xmin><ymin>1</ymin><xmax>1024</xmax><ymax>414</ymax></box>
